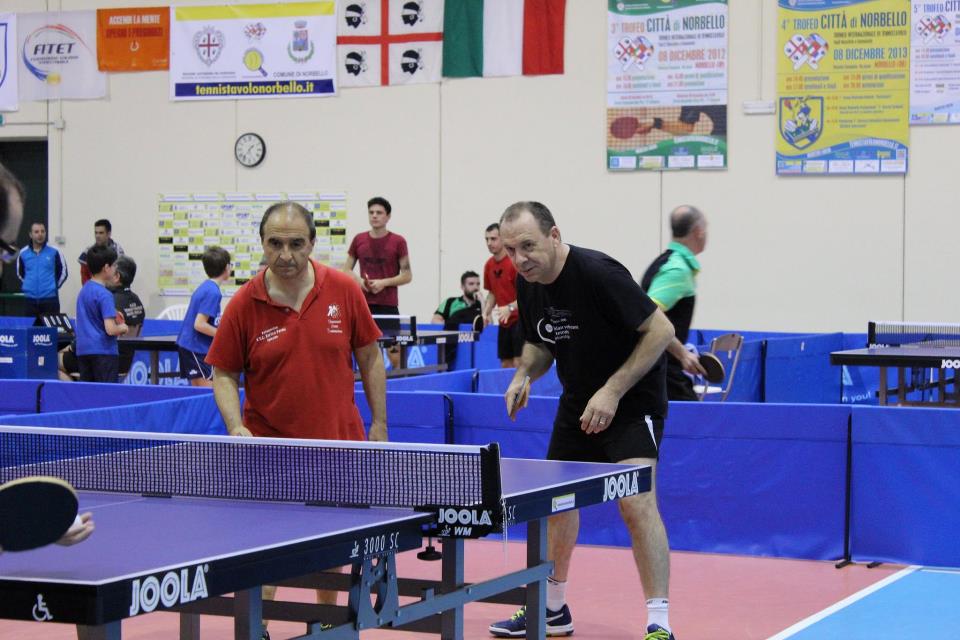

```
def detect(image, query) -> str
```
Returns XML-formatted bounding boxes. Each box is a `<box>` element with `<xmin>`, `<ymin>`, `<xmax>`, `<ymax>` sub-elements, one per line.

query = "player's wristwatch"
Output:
<box><xmin>653</xmin><ymin>117</ymin><xmax>664</xmax><ymax>130</ymax></box>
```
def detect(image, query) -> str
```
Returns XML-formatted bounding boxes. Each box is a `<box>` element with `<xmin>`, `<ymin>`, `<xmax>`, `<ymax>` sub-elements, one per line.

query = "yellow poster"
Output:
<box><xmin>776</xmin><ymin>0</ymin><xmax>910</xmax><ymax>175</ymax></box>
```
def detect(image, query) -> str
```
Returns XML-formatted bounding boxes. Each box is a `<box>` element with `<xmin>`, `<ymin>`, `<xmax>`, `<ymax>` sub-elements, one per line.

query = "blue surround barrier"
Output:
<box><xmin>659</xmin><ymin>402</ymin><xmax>849</xmax><ymax>560</ymax></box>
<box><xmin>0</xmin><ymin>394</ymin><xmax>227</xmax><ymax>435</ymax></box>
<box><xmin>39</xmin><ymin>380</ymin><xmax>210</xmax><ymax>412</ymax></box>
<box><xmin>699</xmin><ymin>339</ymin><xmax>763</xmax><ymax>403</ymax></box>
<box><xmin>475</xmin><ymin>366</ymin><xmax>563</xmax><ymax>397</ymax></box>
<box><xmin>355</xmin><ymin>391</ymin><xmax>447</xmax><ymax>444</ymax></box>
<box><xmin>851</xmin><ymin>406</ymin><xmax>960</xmax><ymax>567</ymax></box>
<box><xmin>0</xmin><ymin>380</ymin><xmax>43</xmax><ymax>415</ymax></box>
<box><xmin>764</xmin><ymin>333</ymin><xmax>844</xmax><ymax>404</ymax></box>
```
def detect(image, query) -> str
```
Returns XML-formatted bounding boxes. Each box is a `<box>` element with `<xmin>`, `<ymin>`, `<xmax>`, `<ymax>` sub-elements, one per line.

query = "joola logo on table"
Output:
<box><xmin>942</xmin><ymin>359</ymin><xmax>960</xmax><ymax>369</ymax></box>
<box><xmin>32</xmin><ymin>334</ymin><xmax>52</xmax><ymax>346</ymax></box>
<box><xmin>603</xmin><ymin>471</ymin><xmax>641</xmax><ymax>502</ymax></box>
<box><xmin>437</xmin><ymin>508</ymin><xmax>493</xmax><ymax>527</ymax></box>
<box><xmin>0</xmin><ymin>334</ymin><xmax>17</xmax><ymax>348</ymax></box>
<box><xmin>129</xmin><ymin>564</ymin><xmax>209</xmax><ymax>615</ymax></box>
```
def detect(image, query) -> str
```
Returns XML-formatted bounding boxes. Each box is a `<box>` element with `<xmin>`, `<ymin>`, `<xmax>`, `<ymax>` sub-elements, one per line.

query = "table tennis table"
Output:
<box><xmin>0</xmin><ymin>427</ymin><xmax>648</xmax><ymax>639</ymax></box>
<box><xmin>830</xmin><ymin>346</ymin><xmax>960</xmax><ymax>406</ymax></box>
<box><xmin>122</xmin><ymin>329</ymin><xmax>477</xmax><ymax>385</ymax></box>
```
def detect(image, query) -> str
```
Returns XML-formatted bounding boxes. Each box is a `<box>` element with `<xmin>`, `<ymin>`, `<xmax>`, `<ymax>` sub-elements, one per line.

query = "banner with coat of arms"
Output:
<box><xmin>776</xmin><ymin>0</ymin><xmax>910</xmax><ymax>175</ymax></box>
<box><xmin>169</xmin><ymin>2</ymin><xmax>337</xmax><ymax>101</ymax></box>
<box><xmin>18</xmin><ymin>11</ymin><xmax>107</xmax><ymax>101</ymax></box>
<box><xmin>0</xmin><ymin>14</ymin><xmax>17</xmax><ymax>111</ymax></box>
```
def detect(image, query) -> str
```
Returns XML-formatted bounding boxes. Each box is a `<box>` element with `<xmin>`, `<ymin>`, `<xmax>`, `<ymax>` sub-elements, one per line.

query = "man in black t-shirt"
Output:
<box><xmin>487</xmin><ymin>202</ymin><xmax>678</xmax><ymax>640</ymax></box>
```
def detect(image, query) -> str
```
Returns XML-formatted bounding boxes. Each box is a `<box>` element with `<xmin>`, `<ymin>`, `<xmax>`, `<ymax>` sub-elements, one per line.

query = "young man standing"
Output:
<box><xmin>177</xmin><ymin>246</ymin><xmax>232</xmax><ymax>387</ymax></box>
<box><xmin>482</xmin><ymin>223</ymin><xmax>523</xmax><ymax>368</ymax></box>
<box><xmin>78</xmin><ymin>219</ymin><xmax>123</xmax><ymax>285</ymax></box>
<box><xmin>15</xmin><ymin>222</ymin><xmax>68</xmax><ymax>318</ymax></box>
<box><xmin>343</xmin><ymin>196</ymin><xmax>412</xmax><ymax>368</ymax></box>
<box><xmin>75</xmin><ymin>244</ymin><xmax>128</xmax><ymax>382</ymax></box>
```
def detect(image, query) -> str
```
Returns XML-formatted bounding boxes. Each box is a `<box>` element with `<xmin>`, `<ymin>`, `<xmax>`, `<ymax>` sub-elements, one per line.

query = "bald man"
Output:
<box><xmin>640</xmin><ymin>206</ymin><xmax>708</xmax><ymax>401</ymax></box>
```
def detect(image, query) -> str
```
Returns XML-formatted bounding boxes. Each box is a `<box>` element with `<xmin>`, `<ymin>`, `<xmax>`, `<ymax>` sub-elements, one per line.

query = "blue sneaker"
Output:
<box><xmin>489</xmin><ymin>604</ymin><xmax>574</xmax><ymax>637</ymax></box>
<box><xmin>645</xmin><ymin>624</ymin><xmax>675</xmax><ymax>640</ymax></box>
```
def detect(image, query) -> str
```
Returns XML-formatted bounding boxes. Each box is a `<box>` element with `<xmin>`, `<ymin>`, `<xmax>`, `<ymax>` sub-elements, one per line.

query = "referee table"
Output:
<box><xmin>0</xmin><ymin>426</ymin><xmax>647</xmax><ymax>639</ymax></box>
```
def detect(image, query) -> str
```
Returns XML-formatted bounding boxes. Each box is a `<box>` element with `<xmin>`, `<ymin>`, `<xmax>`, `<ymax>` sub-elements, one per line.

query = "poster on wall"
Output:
<box><xmin>776</xmin><ymin>0</ymin><xmax>910</xmax><ymax>175</ymax></box>
<box><xmin>97</xmin><ymin>6</ymin><xmax>169</xmax><ymax>72</ymax></box>
<box><xmin>169</xmin><ymin>2</ymin><xmax>337</xmax><ymax>101</ymax></box>
<box><xmin>157</xmin><ymin>192</ymin><xmax>347</xmax><ymax>296</ymax></box>
<box><xmin>606</xmin><ymin>0</ymin><xmax>728</xmax><ymax>172</ymax></box>
<box><xmin>910</xmin><ymin>0</ymin><xmax>960</xmax><ymax>124</ymax></box>
<box><xmin>18</xmin><ymin>11</ymin><xmax>107</xmax><ymax>101</ymax></box>
<box><xmin>0</xmin><ymin>14</ymin><xmax>18</xmax><ymax>111</ymax></box>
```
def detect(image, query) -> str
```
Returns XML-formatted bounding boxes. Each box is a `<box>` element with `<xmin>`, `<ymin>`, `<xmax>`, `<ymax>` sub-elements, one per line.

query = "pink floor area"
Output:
<box><xmin>5</xmin><ymin>542</ymin><xmax>900</xmax><ymax>640</ymax></box>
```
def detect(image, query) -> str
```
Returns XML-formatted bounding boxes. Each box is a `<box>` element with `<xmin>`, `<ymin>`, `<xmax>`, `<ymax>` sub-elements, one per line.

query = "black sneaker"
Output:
<box><xmin>489</xmin><ymin>604</ymin><xmax>574</xmax><ymax>637</ymax></box>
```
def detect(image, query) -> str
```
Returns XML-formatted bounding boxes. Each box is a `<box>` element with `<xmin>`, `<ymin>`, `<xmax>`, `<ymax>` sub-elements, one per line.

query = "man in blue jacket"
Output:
<box><xmin>15</xmin><ymin>222</ymin><xmax>68</xmax><ymax>318</ymax></box>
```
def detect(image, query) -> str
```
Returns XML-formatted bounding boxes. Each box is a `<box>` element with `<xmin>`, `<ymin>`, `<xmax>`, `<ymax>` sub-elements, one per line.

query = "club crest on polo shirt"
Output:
<box><xmin>327</xmin><ymin>304</ymin><xmax>344</xmax><ymax>334</ymax></box>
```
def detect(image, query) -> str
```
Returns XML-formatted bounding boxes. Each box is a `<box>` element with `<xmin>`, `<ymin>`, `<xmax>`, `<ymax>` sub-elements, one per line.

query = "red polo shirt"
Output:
<box><xmin>206</xmin><ymin>260</ymin><xmax>381</xmax><ymax>440</ymax></box>
<box><xmin>483</xmin><ymin>254</ymin><xmax>519</xmax><ymax>327</ymax></box>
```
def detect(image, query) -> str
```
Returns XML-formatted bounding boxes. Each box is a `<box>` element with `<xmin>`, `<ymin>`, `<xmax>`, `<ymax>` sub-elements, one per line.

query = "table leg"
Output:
<box><xmin>180</xmin><ymin>612</ymin><xmax>201</xmax><ymax>639</ymax></box>
<box><xmin>525</xmin><ymin>518</ymin><xmax>547</xmax><ymax>640</ymax></box>
<box><xmin>897</xmin><ymin>367</ymin><xmax>906</xmax><ymax>405</ymax></box>
<box><xmin>77</xmin><ymin>622</ymin><xmax>121</xmax><ymax>639</ymax></box>
<box><xmin>150</xmin><ymin>352</ymin><xmax>159</xmax><ymax>385</ymax></box>
<box><xmin>234</xmin><ymin>587</ymin><xmax>263</xmax><ymax>640</ymax></box>
<box><xmin>879</xmin><ymin>366</ymin><xmax>888</xmax><ymax>405</ymax></box>
<box><xmin>440</xmin><ymin>537</ymin><xmax>465</xmax><ymax>640</ymax></box>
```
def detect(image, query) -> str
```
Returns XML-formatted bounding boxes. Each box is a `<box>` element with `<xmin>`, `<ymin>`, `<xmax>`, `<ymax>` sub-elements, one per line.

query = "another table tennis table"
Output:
<box><xmin>830</xmin><ymin>346</ymin><xmax>960</xmax><ymax>406</ymax></box>
<box><xmin>0</xmin><ymin>428</ymin><xmax>648</xmax><ymax>640</ymax></box>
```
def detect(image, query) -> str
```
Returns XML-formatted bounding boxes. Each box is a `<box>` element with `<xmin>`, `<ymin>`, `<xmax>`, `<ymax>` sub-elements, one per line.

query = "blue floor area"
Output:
<box><xmin>785</xmin><ymin>569</ymin><xmax>960</xmax><ymax>639</ymax></box>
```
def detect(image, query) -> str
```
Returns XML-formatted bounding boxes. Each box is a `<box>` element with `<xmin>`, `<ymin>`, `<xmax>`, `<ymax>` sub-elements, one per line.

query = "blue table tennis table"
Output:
<box><xmin>830</xmin><ymin>346</ymin><xmax>960</xmax><ymax>406</ymax></box>
<box><xmin>0</xmin><ymin>427</ymin><xmax>648</xmax><ymax>640</ymax></box>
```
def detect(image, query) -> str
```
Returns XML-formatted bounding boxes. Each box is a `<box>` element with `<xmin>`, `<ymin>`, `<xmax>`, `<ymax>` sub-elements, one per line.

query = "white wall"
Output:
<box><xmin>2</xmin><ymin>0</ymin><xmax>957</xmax><ymax>332</ymax></box>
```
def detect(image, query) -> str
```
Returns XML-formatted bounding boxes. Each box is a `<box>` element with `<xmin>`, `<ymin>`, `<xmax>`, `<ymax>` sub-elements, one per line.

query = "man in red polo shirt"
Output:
<box><xmin>481</xmin><ymin>222</ymin><xmax>523</xmax><ymax>368</ymax></box>
<box><xmin>207</xmin><ymin>201</ymin><xmax>387</xmax><ymax>442</ymax></box>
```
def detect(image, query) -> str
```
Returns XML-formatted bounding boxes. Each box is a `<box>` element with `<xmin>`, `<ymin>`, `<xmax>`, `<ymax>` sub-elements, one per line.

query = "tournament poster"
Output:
<box><xmin>607</xmin><ymin>0</ymin><xmax>728</xmax><ymax>172</ymax></box>
<box><xmin>910</xmin><ymin>0</ymin><xmax>960</xmax><ymax>124</ymax></box>
<box><xmin>776</xmin><ymin>0</ymin><xmax>910</xmax><ymax>175</ymax></box>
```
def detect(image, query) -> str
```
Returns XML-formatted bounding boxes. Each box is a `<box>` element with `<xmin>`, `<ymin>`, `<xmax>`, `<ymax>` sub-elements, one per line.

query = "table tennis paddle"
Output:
<box><xmin>509</xmin><ymin>376</ymin><xmax>531</xmax><ymax>420</ymax></box>
<box><xmin>0</xmin><ymin>476</ymin><xmax>79</xmax><ymax>552</ymax></box>
<box><xmin>610</xmin><ymin>116</ymin><xmax>653</xmax><ymax>139</ymax></box>
<box><xmin>699</xmin><ymin>352</ymin><xmax>725</xmax><ymax>384</ymax></box>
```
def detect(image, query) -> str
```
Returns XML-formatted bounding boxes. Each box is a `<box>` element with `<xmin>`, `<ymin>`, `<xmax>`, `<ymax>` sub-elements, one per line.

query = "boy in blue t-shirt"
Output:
<box><xmin>176</xmin><ymin>246</ymin><xmax>232</xmax><ymax>387</ymax></box>
<box><xmin>75</xmin><ymin>244</ymin><xmax>128</xmax><ymax>382</ymax></box>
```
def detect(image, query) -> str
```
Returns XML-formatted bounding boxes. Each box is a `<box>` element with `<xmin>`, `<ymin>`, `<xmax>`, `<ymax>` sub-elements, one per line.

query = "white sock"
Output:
<box><xmin>646</xmin><ymin>598</ymin><xmax>669</xmax><ymax>631</ymax></box>
<box><xmin>546</xmin><ymin>577</ymin><xmax>567</xmax><ymax>612</ymax></box>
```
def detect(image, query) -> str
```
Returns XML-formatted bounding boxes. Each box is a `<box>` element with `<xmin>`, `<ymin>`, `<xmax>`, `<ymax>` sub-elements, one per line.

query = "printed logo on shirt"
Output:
<box><xmin>255</xmin><ymin>326</ymin><xmax>286</xmax><ymax>344</ymax></box>
<box><xmin>537</xmin><ymin>307</ymin><xmax>578</xmax><ymax>344</ymax></box>
<box><xmin>327</xmin><ymin>304</ymin><xmax>344</xmax><ymax>334</ymax></box>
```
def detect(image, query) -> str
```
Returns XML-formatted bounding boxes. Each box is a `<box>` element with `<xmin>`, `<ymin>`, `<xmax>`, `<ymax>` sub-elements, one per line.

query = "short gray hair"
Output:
<box><xmin>500</xmin><ymin>201</ymin><xmax>556</xmax><ymax>235</ymax></box>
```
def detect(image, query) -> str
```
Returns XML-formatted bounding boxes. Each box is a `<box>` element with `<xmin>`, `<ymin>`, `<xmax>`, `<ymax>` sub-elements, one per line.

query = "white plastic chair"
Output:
<box><xmin>157</xmin><ymin>303</ymin><xmax>188</xmax><ymax>320</ymax></box>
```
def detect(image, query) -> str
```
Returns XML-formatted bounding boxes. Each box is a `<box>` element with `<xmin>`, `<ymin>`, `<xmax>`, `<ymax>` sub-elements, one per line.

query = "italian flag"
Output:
<box><xmin>442</xmin><ymin>0</ymin><xmax>565</xmax><ymax>78</ymax></box>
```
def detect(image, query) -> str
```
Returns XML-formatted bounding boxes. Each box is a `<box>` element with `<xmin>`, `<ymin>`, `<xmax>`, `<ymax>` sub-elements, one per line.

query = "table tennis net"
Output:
<box><xmin>868</xmin><ymin>321</ymin><xmax>960</xmax><ymax>348</ymax></box>
<box><xmin>0</xmin><ymin>427</ymin><xmax>502</xmax><ymax>511</ymax></box>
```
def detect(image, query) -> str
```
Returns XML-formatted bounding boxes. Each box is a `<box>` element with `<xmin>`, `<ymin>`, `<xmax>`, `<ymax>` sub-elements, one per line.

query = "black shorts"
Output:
<box><xmin>178</xmin><ymin>347</ymin><xmax>213</xmax><ymax>380</ymax></box>
<box><xmin>547</xmin><ymin>399</ymin><xmax>664</xmax><ymax>463</ymax></box>
<box><xmin>497</xmin><ymin>322</ymin><xmax>525</xmax><ymax>360</ymax></box>
<box><xmin>77</xmin><ymin>354</ymin><xmax>119</xmax><ymax>384</ymax></box>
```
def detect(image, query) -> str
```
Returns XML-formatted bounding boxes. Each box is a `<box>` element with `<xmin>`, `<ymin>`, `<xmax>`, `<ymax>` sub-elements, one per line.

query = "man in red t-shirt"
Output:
<box><xmin>343</xmin><ymin>196</ymin><xmax>412</xmax><ymax>369</ymax></box>
<box><xmin>481</xmin><ymin>222</ymin><xmax>523</xmax><ymax>368</ymax></box>
<box><xmin>207</xmin><ymin>201</ymin><xmax>387</xmax><ymax>443</ymax></box>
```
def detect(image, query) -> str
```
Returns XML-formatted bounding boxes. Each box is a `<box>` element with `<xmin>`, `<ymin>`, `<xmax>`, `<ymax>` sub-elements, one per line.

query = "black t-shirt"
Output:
<box><xmin>517</xmin><ymin>245</ymin><xmax>667</xmax><ymax>418</ymax></box>
<box><xmin>113</xmin><ymin>288</ymin><xmax>145</xmax><ymax>327</ymax></box>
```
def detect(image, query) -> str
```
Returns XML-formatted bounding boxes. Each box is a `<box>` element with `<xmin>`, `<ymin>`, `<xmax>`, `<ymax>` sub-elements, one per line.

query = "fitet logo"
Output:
<box><xmin>129</xmin><ymin>564</ymin><xmax>209</xmax><ymax>616</ymax></box>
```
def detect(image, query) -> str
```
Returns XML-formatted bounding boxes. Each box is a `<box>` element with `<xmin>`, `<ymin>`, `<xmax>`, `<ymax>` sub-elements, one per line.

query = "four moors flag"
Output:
<box><xmin>337</xmin><ymin>0</ymin><xmax>565</xmax><ymax>87</ymax></box>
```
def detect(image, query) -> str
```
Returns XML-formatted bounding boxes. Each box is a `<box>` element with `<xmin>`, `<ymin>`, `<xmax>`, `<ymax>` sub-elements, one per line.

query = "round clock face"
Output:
<box><xmin>235</xmin><ymin>133</ymin><xmax>265</xmax><ymax>167</ymax></box>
